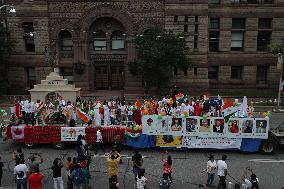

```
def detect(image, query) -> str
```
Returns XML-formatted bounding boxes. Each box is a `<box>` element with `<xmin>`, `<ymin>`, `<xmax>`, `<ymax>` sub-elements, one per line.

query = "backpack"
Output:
<box><xmin>251</xmin><ymin>180</ymin><xmax>259</xmax><ymax>189</ymax></box>
<box><xmin>159</xmin><ymin>179</ymin><xmax>170</xmax><ymax>189</ymax></box>
<box><xmin>74</xmin><ymin>168</ymin><xmax>84</xmax><ymax>185</ymax></box>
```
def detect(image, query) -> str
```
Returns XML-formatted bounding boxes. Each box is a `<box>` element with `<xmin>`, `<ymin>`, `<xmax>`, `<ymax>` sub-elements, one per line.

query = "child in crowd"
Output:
<box><xmin>162</xmin><ymin>155</ymin><xmax>173</xmax><ymax>183</ymax></box>
<box><xmin>137</xmin><ymin>168</ymin><xmax>147</xmax><ymax>189</ymax></box>
<box><xmin>159</xmin><ymin>173</ymin><xmax>170</xmax><ymax>189</ymax></box>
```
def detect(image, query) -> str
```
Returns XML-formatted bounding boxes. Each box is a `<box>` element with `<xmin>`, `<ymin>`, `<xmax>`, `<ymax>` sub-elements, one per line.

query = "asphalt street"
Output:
<box><xmin>0</xmin><ymin>113</ymin><xmax>283</xmax><ymax>189</ymax></box>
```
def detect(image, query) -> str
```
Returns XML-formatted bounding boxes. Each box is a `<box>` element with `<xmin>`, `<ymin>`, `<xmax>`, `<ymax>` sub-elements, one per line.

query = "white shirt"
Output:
<box><xmin>184</xmin><ymin>104</ymin><xmax>194</xmax><ymax>113</ymax></box>
<box><xmin>127</xmin><ymin>105</ymin><xmax>134</xmax><ymax>115</ymax></box>
<box><xmin>244</xmin><ymin>178</ymin><xmax>259</xmax><ymax>188</ymax></box>
<box><xmin>217</xmin><ymin>160</ymin><xmax>227</xmax><ymax>176</ymax></box>
<box><xmin>136</xmin><ymin>176</ymin><xmax>147</xmax><ymax>189</ymax></box>
<box><xmin>14</xmin><ymin>164</ymin><xmax>29</xmax><ymax>179</ymax></box>
<box><xmin>207</xmin><ymin>160</ymin><xmax>217</xmax><ymax>174</ymax></box>
<box><xmin>96</xmin><ymin>130</ymin><xmax>102</xmax><ymax>143</ymax></box>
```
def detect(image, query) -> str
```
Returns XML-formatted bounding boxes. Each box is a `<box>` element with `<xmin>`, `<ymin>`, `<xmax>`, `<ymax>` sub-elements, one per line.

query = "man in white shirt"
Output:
<box><xmin>217</xmin><ymin>155</ymin><xmax>227</xmax><ymax>189</ymax></box>
<box><xmin>94</xmin><ymin>129</ymin><xmax>106</xmax><ymax>155</ymax></box>
<box><xmin>207</xmin><ymin>155</ymin><xmax>217</xmax><ymax>186</ymax></box>
<box><xmin>14</xmin><ymin>160</ymin><xmax>29</xmax><ymax>189</ymax></box>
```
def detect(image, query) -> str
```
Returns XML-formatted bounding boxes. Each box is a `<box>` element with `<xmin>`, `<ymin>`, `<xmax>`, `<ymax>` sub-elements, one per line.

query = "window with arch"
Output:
<box><xmin>111</xmin><ymin>30</ymin><xmax>125</xmax><ymax>50</ymax></box>
<box><xmin>59</xmin><ymin>30</ymin><xmax>73</xmax><ymax>51</ymax></box>
<box><xmin>93</xmin><ymin>30</ymin><xmax>107</xmax><ymax>51</ymax></box>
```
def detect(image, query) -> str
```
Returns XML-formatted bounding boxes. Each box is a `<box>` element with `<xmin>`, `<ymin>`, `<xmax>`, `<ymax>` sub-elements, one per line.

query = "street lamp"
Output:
<box><xmin>0</xmin><ymin>5</ymin><xmax>16</xmax><ymax>15</ymax></box>
<box><xmin>277</xmin><ymin>53</ymin><xmax>283</xmax><ymax>108</ymax></box>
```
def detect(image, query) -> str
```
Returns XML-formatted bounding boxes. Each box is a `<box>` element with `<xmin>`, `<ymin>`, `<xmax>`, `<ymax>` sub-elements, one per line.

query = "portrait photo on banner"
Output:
<box><xmin>142</xmin><ymin>115</ymin><xmax>158</xmax><ymax>135</ymax></box>
<box><xmin>227</xmin><ymin>118</ymin><xmax>242</xmax><ymax>138</ymax></box>
<box><xmin>183</xmin><ymin>116</ymin><xmax>200</xmax><ymax>136</ymax></box>
<box><xmin>254</xmin><ymin>118</ymin><xmax>269</xmax><ymax>139</ymax></box>
<box><xmin>169</xmin><ymin>117</ymin><xmax>183</xmax><ymax>136</ymax></box>
<box><xmin>156</xmin><ymin>116</ymin><xmax>170</xmax><ymax>135</ymax></box>
<box><xmin>211</xmin><ymin>118</ymin><xmax>225</xmax><ymax>137</ymax></box>
<box><xmin>198</xmin><ymin>118</ymin><xmax>211</xmax><ymax>136</ymax></box>
<box><xmin>241</xmin><ymin>119</ymin><xmax>254</xmax><ymax>138</ymax></box>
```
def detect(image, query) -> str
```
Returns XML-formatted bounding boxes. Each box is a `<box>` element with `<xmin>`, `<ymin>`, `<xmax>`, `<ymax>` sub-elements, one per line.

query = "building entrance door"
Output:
<box><xmin>94</xmin><ymin>63</ymin><xmax>124</xmax><ymax>90</ymax></box>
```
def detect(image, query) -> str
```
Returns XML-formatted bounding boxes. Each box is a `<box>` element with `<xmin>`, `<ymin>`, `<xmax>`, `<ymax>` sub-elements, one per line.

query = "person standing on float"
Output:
<box><xmin>94</xmin><ymin>101</ymin><xmax>101</xmax><ymax>126</ymax></box>
<box><xmin>103</xmin><ymin>101</ymin><xmax>111</xmax><ymax>126</ymax></box>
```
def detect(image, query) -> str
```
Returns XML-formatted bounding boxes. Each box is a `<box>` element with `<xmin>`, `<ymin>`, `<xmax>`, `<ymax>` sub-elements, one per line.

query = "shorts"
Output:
<box><xmin>133</xmin><ymin>167</ymin><xmax>140</xmax><ymax>177</ymax></box>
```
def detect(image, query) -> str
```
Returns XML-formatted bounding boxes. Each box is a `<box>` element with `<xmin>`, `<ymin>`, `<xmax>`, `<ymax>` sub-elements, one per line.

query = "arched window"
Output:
<box><xmin>93</xmin><ymin>30</ymin><xmax>107</xmax><ymax>51</ymax></box>
<box><xmin>111</xmin><ymin>30</ymin><xmax>125</xmax><ymax>50</ymax></box>
<box><xmin>59</xmin><ymin>31</ymin><xmax>72</xmax><ymax>51</ymax></box>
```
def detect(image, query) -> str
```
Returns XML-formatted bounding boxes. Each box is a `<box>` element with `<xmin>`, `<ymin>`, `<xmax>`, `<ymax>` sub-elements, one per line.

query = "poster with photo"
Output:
<box><xmin>227</xmin><ymin>118</ymin><xmax>242</xmax><ymax>138</ymax></box>
<box><xmin>240</xmin><ymin>119</ymin><xmax>254</xmax><ymax>138</ymax></box>
<box><xmin>168</xmin><ymin>117</ymin><xmax>183</xmax><ymax>136</ymax></box>
<box><xmin>211</xmin><ymin>118</ymin><xmax>225</xmax><ymax>137</ymax></box>
<box><xmin>156</xmin><ymin>116</ymin><xmax>171</xmax><ymax>135</ymax></box>
<box><xmin>156</xmin><ymin>135</ymin><xmax>182</xmax><ymax>147</ymax></box>
<box><xmin>254</xmin><ymin>118</ymin><xmax>269</xmax><ymax>139</ymax></box>
<box><xmin>142</xmin><ymin>115</ymin><xmax>158</xmax><ymax>135</ymax></box>
<box><xmin>61</xmin><ymin>127</ymin><xmax>85</xmax><ymax>141</ymax></box>
<box><xmin>183</xmin><ymin>117</ymin><xmax>200</xmax><ymax>136</ymax></box>
<box><xmin>198</xmin><ymin>119</ymin><xmax>211</xmax><ymax>137</ymax></box>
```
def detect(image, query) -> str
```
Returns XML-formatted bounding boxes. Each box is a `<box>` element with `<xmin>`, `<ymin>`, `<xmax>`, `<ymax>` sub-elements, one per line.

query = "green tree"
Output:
<box><xmin>129</xmin><ymin>27</ymin><xmax>191</xmax><ymax>93</ymax></box>
<box><xmin>0</xmin><ymin>21</ymin><xmax>14</xmax><ymax>94</ymax></box>
<box><xmin>269</xmin><ymin>43</ymin><xmax>284</xmax><ymax>55</ymax></box>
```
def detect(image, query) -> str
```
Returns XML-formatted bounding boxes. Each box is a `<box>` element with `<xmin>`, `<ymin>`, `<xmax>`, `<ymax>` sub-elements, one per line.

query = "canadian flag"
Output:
<box><xmin>11</xmin><ymin>125</ymin><xmax>25</xmax><ymax>140</ymax></box>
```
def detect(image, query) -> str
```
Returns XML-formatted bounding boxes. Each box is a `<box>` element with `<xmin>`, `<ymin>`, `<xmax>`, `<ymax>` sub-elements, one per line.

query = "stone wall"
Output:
<box><xmin>3</xmin><ymin>0</ymin><xmax>284</xmax><ymax>95</ymax></box>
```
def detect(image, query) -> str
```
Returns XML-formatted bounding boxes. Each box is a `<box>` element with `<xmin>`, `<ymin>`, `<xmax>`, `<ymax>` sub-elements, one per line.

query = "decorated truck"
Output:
<box><xmin>1</xmin><ymin>96</ymin><xmax>282</xmax><ymax>154</ymax></box>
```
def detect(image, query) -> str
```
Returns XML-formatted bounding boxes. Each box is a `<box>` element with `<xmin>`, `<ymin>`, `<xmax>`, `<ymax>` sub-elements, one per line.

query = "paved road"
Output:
<box><xmin>0</xmin><ymin>113</ymin><xmax>283</xmax><ymax>189</ymax></box>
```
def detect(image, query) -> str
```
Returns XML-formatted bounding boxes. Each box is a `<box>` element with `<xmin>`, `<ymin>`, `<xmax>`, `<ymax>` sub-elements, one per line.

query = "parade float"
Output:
<box><xmin>1</xmin><ymin>70</ymin><xmax>277</xmax><ymax>153</ymax></box>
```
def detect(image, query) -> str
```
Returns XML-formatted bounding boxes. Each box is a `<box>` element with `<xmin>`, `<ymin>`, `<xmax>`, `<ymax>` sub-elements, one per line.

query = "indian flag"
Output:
<box><xmin>35</xmin><ymin>102</ymin><xmax>45</xmax><ymax>119</ymax></box>
<box><xmin>76</xmin><ymin>108</ymin><xmax>91</xmax><ymax>123</ymax></box>
<box><xmin>175</xmin><ymin>93</ymin><xmax>185</xmax><ymax>103</ymax></box>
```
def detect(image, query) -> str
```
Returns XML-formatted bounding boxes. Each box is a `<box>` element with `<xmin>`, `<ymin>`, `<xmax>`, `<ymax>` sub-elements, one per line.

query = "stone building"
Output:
<box><xmin>2</xmin><ymin>0</ymin><xmax>284</xmax><ymax>96</ymax></box>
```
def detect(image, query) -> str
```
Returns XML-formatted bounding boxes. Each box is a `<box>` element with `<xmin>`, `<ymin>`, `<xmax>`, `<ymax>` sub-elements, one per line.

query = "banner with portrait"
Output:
<box><xmin>168</xmin><ymin>117</ymin><xmax>184</xmax><ymax>136</ymax></box>
<box><xmin>182</xmin><ymin>136</ymin><xmax>242</xmax><ymax>149</ymax></box>
<box><xmin>156</xmin><ymin>135</ymin><xmax>182</xmax><ymax>147</ymax></box>
<box><xmin>240</xmin><ymin>119</ymin><xmax>254</xmax><ymax>138</ymax></box>
<box><xmin>61</xmin><ymin>127</ymin><xmax>86</xmax><ymax>141</ymax></box>
<box><xmin>141</xmin><ymin>115</ymin><xmax>269</xmax><ymax>139</ymax></box>
<box><xmin>211</xmin><ymin>118</ymin><xmax>225</xmax><ymax>137</ymax></box>
<box><xmin>183</xmin><ymin>116</ymin><xmax>200</xmax><ymax>136</ymax></box>
<box><xmin>254</xmin><ymin>118</ymin><xmax>269</xmax><ymax>139</ymax></box>
<box><xmin>226</xmin><ymin>118</ymin><xmax>242</xmax><ymax>138</ymax></box>
<box><xmin>156</xmin><ymin>116</ymin><xmax>171</xmax><ymax>135</ymax></box>
<box><xmin>142</xmin><ymin>115</ymin><xmax>158</xmax><ymax>135</ymax></box>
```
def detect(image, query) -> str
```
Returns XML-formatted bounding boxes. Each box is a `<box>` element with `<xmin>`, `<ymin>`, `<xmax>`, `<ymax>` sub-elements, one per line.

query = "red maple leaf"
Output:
<box><xmin>14</xmin><ymin>128</ymin><xmax>22</xmax><ymax>135</ymax></box>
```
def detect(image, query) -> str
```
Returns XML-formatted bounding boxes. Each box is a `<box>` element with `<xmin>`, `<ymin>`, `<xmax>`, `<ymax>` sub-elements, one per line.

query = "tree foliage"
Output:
<box><xmin>0</xmin><ymin>23</ymin><xmax>14</xmax><ymax>59</ymax></box>
<box><xmin>269</xmin><ymin>43</ymin><xmax>284</xmax><ymax>55</ymax></box>
<box><xmin>129</xmin><ymin>27</ymin><xmax>191</xmax><ymax>92</ymax></box>
<box><xmin>0</xmin><ymin>22</ymin><xmax>15</xmax><ymax>94</ymax></box>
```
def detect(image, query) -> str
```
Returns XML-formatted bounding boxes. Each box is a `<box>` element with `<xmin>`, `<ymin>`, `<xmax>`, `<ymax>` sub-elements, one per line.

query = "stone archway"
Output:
<box><xmin>79</xmin><ymin>5</ymin><xmax>134</xmax><ymax>36</ymax></box>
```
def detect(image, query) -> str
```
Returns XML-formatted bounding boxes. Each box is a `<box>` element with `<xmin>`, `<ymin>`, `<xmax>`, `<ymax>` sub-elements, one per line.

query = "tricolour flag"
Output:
<box><xmin>35</xmin><ymin>102</ymin><xmax>45</xmax><ymax>119</ymax></box>
<box><xmin>76</xmin><ymin>108</ymin><xmax>91</xmax><ymax>123</ymax></box>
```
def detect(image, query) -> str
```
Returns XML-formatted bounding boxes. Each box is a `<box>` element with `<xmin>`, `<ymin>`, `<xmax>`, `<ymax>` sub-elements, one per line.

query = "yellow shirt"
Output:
<box><xmin>107</xmin><ymin>154</ymin><xmax>121</xmax><ymax>176</ymax></box>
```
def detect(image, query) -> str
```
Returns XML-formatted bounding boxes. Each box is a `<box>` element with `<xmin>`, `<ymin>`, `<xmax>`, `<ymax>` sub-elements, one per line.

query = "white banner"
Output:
<box><xmin>11</xmin><ymin>125</ymin><xmax>25</xmax><ymax>140</ymax></box>
<box><xmin>61</xmin><ymin>127</ymin><xmax>86</xmax><ymax>141</ymax></box>
<box><xmin>182</xmin><ymin>136</ymin><xmax>242</xmax><ymax>149</ymax></box>
<box><xmin>142</xmin><ymin>115</ymin><xmax>269</xmax><ymax>139</ymax></box>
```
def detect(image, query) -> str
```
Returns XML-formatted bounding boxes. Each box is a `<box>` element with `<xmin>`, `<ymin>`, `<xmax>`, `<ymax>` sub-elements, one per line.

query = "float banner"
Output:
<box><xmin>61</xmin><ymin>127</ymin><xmax>86</xmax><ymax>141</ymax></box>
<box><xmin>182</xmin><ymin>136</ymin><xmax>242</xmax><ymax>149</ymax></box>
<box><xmin>156</xmin><ymin>135</ymin><xmax>182</xmax><ymax>147</ymax></box>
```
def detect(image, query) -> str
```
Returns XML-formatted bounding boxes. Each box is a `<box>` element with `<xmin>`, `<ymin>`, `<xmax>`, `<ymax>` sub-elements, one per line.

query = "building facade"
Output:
<box><xmin>2</xmin><ymin>0</ymin><xmax>284</xmax><ymax>95</ymax></box>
